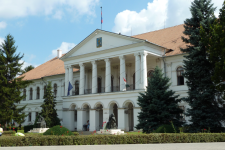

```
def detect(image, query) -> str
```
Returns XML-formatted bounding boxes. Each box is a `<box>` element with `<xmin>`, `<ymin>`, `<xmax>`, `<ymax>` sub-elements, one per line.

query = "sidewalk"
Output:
<box><xmin>1</xmin><ymin>143</ymin><xmax>225</xmax><ymax>150</ymax></box>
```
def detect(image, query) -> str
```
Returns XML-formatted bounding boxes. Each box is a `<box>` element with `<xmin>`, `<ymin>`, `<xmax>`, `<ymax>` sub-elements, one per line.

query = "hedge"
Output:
<box><xmin>2</xmin><ymin>131</ymin><xmax>16</xmax><ymax>135</ymax></box>
<box><xmin>0</xmin><ymin>133</ymin><xmax>225</xmax><ymax>147</ymax></box>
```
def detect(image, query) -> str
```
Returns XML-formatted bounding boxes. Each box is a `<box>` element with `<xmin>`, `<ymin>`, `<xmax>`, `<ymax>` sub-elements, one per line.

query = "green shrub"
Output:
<box><xmin>24</xmin><ymin>125</ymin><xmax>34</xmax><ymax>133</ymax></box>
<box><xmin>0</xmin><ymin>133</ymin><xmax>225</xmax><ymax>146</ymax></box>
<box><xmin>153</xmin><ymin>124</ymin><xmax>178</xmax><ymax>133</ymax></box>
<box><xmin>73</xmin><ymin>132</ymin><xmax>79</xmax><ymax>136</ymax></box>
<box><xmin>43</xmin><ymin>125</ymin><xmax>73</xmax><ymax>136</ymax></box>
<box><xmin>2</xmin><ymin>131</ymin><xmax>16</xmax><ymax>135</ymax></box>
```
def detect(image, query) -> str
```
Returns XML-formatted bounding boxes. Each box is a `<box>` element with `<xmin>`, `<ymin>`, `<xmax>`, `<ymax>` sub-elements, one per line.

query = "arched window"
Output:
<box><xmin>54</xmin><ymin>83</ymin><xmax>57</xmax><ymax>98</ymax></box>
<box><xmin>177</xmin><ymin>67</ymin><xmax>184</xmax><ymax>85</ymax></box>
<box><xmin>36</xmin><ymin>87</ymin><xmax>40</xmax><ymax>99</ymax></box>
<box><xmin>147</xmin><ymin>70</ymin><xmax>154</xmax><ymax>79</ymax></box>
<box><xmin>23</xmin><ymin>89</ymin><xmax>26</xmax><ymax>101</ymax></box>
<box><xmin>43</xmin><ymin>86</ymin><xmax>46</xmax><ymax>98</ymax></box>
<box><xmin>98</xmin><ymin>77</ymin><xmax>102</xmax><ymax>93</ymax></box>
<box><xmin>29</xmin><ymin>88</ymin><xmax>33</xmax><ymax>100</ymax></box>
<box><xmin>75</xmin><ymin>81</ymin><xmax>79</xmax><ymax>95</ymax></box>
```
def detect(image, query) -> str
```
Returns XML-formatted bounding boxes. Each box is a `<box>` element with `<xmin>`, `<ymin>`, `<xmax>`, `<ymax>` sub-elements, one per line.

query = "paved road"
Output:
<box><xmin>1</xmin><ymin>143</ymin><xmax>225</xmax><ymax>150</ymax></box>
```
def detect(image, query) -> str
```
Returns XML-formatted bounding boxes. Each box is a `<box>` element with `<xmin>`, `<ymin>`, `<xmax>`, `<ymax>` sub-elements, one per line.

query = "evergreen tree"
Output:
<box><xmin>40</xmin><ymin>81</ymin><xmax>60</xmax><ymax>127</ymax></box>
<box><xmin>0</xmin><ymin>34</ymin><xmax>31</xmax><ymax>125</ymax></box>
<box><xmin>136</xmin><ymin>66</ymin><xmax>183</xmax><ymax>133</ymax></box>
<box><xmin>201</xmin><ymin>1</ymin><xmax>225</xmax><ymax>100</ymax></box>
<box><xmin>21</xmin><ymin>65</ymin><xmax>35</xmax><ymax>75</ymax></box>
<box><xmin>181</xmin><ymin>0</ymin><xmax>224</xmax><ymax>132</ymax></box>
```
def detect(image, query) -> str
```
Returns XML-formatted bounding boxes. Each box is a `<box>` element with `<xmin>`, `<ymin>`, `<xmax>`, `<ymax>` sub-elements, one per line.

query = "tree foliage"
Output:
<box><xmin>181</xmin><ymin>0</ymin><xmax>224</xmax><ymax>132</ymax></box>
<box><xmin>40</xmin><ymin>81</ymin><xmax>60</xmax><ymax>128</ymax></box>
<box><xmin>0</xmin><ymin>34</ymin><xmax>31</xmax><ymax>125</ymax></box>
<box><xmin>200</xmin><ymin>0</ymin><xmax>225</xmax><ymax>99</ymax></box>
<box><xmin>136</xmin><ymin>66</ymin><xmax>183</xmax><ymax>133</ymax></box>
<box><xmin>21</xmin><ymin>65</ymin><xmax>35</xmax><ymax>74</ymax></box>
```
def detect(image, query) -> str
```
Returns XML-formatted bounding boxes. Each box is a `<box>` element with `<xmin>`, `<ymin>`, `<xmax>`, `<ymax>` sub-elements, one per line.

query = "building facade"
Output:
<box><xmin>18</xmin><ymin>25</ymin><xmax>189</xmax><ymax>131</ymax></box>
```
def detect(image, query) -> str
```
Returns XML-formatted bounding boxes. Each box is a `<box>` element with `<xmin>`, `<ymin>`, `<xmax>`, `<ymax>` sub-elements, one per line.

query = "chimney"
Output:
<box><xmin>57</xmin><ymin>49</ymin><xmax>62</xmax><ymax>58</ymax></box>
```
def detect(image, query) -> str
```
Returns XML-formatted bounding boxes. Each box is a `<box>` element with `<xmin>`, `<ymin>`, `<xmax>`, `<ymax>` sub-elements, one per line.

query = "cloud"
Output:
<box><xmin>0</xmin><ymin>21</ymin><xmax>7</xmax><ymax>30</ymax></box>
<box><xmin>53</xmin><ymin>10</ymin><xmax>63</xmax><ymax>20</ymax></box>
<box><xmin>112</xmin><ymin>0</ymin><xmax>224</xmax><ymax>36</ymax></box>
<box><xmin>19</xmin><ymin>60</ymin><xmax>39</xmax><ymax>70</ymax></box>
<box><xmin>0</xmin><ymin>0</ymin><xmax>99</xmax><ymax>19</ymax></box>
<box><xmin>51</xmin><ymin>42</ymin><xmax>76</xmax><ymax>58</ymax></box>
<box><xmin>112</xmin><ymin>0</ymin><xmax>168</xmax><ymax>35</ymax></box>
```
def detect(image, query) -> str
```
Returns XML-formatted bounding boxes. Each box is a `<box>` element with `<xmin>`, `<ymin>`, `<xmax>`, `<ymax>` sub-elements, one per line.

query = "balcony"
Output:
<box><xmin>72</xmin><ymin>84</ymin><xmax>135</xmax><ymax>96</ymax></box>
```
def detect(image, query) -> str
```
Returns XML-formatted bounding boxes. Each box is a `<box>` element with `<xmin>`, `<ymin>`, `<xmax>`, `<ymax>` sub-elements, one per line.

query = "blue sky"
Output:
<box><xmin>0</xmin><ymin>0</ymin><xmax>223</xmax><ymax>68</ymax></box>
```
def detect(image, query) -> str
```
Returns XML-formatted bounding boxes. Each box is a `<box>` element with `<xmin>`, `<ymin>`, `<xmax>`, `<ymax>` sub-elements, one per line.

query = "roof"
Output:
<box><xmin>20</xmin><ymin>24</ymin><xmax>187</xmax><ymax>81</ymax></box>
<box><xmin>133</xmin><ymin>24</ymin><xmax>187</xmax><ymax>56</ymax></box>
<box><xmin>18</xmin><ymin>54</ymin><xmax>79</xmax><ymax>81</ymax></box>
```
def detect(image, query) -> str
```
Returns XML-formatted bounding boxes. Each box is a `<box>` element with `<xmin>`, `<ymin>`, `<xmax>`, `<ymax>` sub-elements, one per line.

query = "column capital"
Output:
<box><xmin>140</xmin><ymin>51</ymin><xmax>148</xmax><ymax>56</ymax></box>
<box><xmin>104</xmin><ymin>58</ymin><xmax>110</xmax><ymax>62</ymax></box>
<box><xmin>91</xmin><ymin>60</ymin><xmax>96</xmax><ymax>65</ymax></box>
<box><xmin>79</xmin><ymin>63</ymin><xmax>85</xmax><ymax>67</ymax></box>
<box><xmin>134</xmin><ymin>52</ymin><xmax>140</xmax><ymax>56</ymax></box>
<box><xmin>119</xmin><ymin>55</ymin><xmax>126</xmax><ymax>60</ymax></box>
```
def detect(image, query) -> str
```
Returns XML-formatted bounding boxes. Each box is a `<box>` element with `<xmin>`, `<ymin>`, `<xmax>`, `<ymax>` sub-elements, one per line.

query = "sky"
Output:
<box><xmin>0</xmin><ymin>0</ymin><xmax>224</xmax><ymax>69</ymax></box>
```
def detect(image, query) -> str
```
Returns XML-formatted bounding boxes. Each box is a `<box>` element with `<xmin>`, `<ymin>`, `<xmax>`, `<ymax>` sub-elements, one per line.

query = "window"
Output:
<box><xmin>133</xmin><ymin>73</ymin><xmax>135</xmax><ymax>89</ymax></box>
<box><xmin>177</xmin><ymin>67</ymin><xmax>184</xmax><ymax>85</ymax></box>
<box><xmin>28</xmin><ymin>112</ymin><xmax>31</xmax><ymax>122</ymax></box>
<box><xmin>98</xmin><ymin>77</ymin><xmax>102</xmax><ymax>93</ymax></box>
<box><xmin>74</xmin><ymin>110</ymin><xmax>77</xmax><ymax>122</ymax></box>
<box><xmin>23</xmin><ymin>89</ymin><xmax>26</xmax><ymax>101</ymax></box>
<box><xmin>75</xmin><ymin>81</ymin><xmax>79</xmax><ymax>95</ymax></box>
<box><xmin>54</xmin><ymin>84</ymin><xmax>57</xmax><ymax>98</ymax></box>
<box><xmin>111</xmin><ymin>76</ymin><xmax>114</xmax><ymax>91</ymax></box>
<box><xmin>147</xmin><ymin>70</ymin><xmax>154</xmax><ymax>79</ymax></box>
<box><xmin>29</xmin><ymin>88</ymin><xmax>33</xmax><ymax>100</ymax></box>
<box><xmin>36</xmin><ymin>87</ymin><xmax>40</xmax><ymax>99</ymax></box>
<box><xmin>43</xmin><ymin>86</ymin><xmax>46</xmax><ymax>98</ymax></box>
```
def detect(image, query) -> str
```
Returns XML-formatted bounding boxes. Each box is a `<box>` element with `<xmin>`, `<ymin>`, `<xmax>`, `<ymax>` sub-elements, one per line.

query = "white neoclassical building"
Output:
<box><xmin>18</xmin><ymin>24</ymin><xmax>189</xmax><ymax>131</ymax></box>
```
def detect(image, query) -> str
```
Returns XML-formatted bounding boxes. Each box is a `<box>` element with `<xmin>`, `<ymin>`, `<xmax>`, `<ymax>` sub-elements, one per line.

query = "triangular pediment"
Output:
<box><xmin>61</xmin><ymin>29</ymin><xmax>145</xmax><ymax>59</ymax></box>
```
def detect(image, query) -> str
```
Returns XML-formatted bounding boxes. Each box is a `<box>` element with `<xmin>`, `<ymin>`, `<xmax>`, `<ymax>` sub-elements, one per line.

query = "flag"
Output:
<box><xmin>123</xmin><ymin>77</ymin><xmax>130</xmax><ymax>88</ymax></box>
<box><xmin>101</xmin><ymin>8</ymin><xmax>103</xmax><ymax>24</ymax></box>
<box><xmin>67</xmin><ymin>81</ymin><xmax>73</xmax><ymax>96</ymax></box>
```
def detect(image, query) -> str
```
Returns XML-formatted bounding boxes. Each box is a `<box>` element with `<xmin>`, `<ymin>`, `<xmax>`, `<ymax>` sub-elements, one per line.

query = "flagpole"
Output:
<box><xmin>101</xmin><ymin>6</ymin><xmax>102</xmax><ymax>30</ymax></box>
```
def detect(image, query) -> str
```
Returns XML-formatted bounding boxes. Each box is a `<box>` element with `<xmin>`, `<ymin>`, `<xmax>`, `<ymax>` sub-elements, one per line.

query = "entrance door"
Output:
<box><xmin>98</xmin><ymin>77</ymin><xmax>101</xmax><ymax>93</ymax></box>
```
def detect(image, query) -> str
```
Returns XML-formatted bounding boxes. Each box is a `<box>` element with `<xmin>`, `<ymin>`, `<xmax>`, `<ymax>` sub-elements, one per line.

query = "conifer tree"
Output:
<box><xmin>136</xmin><ymin>66</ymin><xmax>183</xmax><ymax>133</ymax></box>
<box><xmin>201</xmin><ymin>1</ymin><xmax>225</xmax><ymax>100</ymax></box>
<box><xmin>40</xmin><ymin>81</ymin><xmax>60</xmax><ymax>127</ymax></box>
<box><xmin>0</xmin><ymin>34</ymin><xmax>31</xmax><ymax>126</ymax></box>
<box><xmin>181</xmin><ymin>0</ymin><xmax>223</xmax><ymax>132</ymax></box>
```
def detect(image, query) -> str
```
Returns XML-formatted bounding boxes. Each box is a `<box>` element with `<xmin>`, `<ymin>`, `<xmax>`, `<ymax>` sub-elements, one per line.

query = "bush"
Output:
<box><xmin>73</xmin><ymin>132</ymin><xmax>79</xmax><ymax>136</ymax></box>
<box><xmin>0</xmin><ymin>133</ymin><xmax>225</xmax><ymax>146</ymax></box>
<box><xmin>2</xmin><ymin>131</ymin><xmax>16</xmax><ymax>135</ymax></box>
<box><xmin>24</xmin><ymin>125</ymin><xmax>34</xmax><ymax>133</ymax></box>
<box><xmin>43</xmin><ymin>125</ymin><xmax>73</xmax><ymax>136</ymax></box>
<box><xmin>153</xmin><ymin>124</ymin><xmax>178</xmax><ymax>133</ymax></box>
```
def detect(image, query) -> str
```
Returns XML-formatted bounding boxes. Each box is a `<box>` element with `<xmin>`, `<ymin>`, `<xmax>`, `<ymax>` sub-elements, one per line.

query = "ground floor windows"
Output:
<box><xmin>28</xmin><ymin>112</ymin><xmax>31</xmax><ymax>122</ymax></box>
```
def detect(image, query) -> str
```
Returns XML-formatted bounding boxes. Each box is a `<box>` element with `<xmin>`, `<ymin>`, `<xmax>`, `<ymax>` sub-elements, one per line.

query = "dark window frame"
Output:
<box><xmin>177</xmin><ymin>67</ymin><xmax>184</xmax><ymax>85</ymax></box>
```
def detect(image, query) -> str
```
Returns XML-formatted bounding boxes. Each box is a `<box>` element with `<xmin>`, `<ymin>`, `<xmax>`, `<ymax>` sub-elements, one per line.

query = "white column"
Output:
<box><xmin>140</xmin><ymin>52</ymin><xmax>148</xmax><ymax>89</ymax></box>
<box><xmin>64</xmin><ymin>66</ymin><xmax>69</xmax><ymax>96</ymax></box>
<box><xmin>77</xmin><ymin>109</ymin><xmax>84</xmax><ymax>131</ymax></box>
<box><xmin>91</xmin><ymin>61</ymin><xmax>97</xmax><ymax>94</ymax></box>
<box><xmin>133</xmin><ymin>107</ymin><xmax>141</xmax><ymax>131</ymax></box>
<box><xmin>79</xmin><ymin>63</ymin><xmax>85</xmax><ymax>95</ymax></box>
<box><xmin>90</xmin><ymin>109</ymin><xmax>96</xmax><ymax>131</ymax></box>
<box><xmin>31</xmin><ymin>112</ymin><xmax>36</xmax><ymax>123</ymax></box>
<box><xmin>68</xmin><ymin>66</ymin><xmax>73</xmax><ymax>95</ymax></box>
<box><xmin>26</xmin><ymin>87</ymin><xmax>29</xmax><ymax>101</ymax></box>
<box><xmin>118</xmin><ymin>108</ymin><xmax>125</xmax><ymax>131</ymax></box>
<box><xmin>119</xmin><ymin>55</ymin><xmax>126</xmax><ymax>91</ymax></box>
<box><xmin>58</xmin><ymin>80</ymin><xmax>62</xmax><ymax>97</ymax></box>
<box><xmin>134</xmin><ymin>53</ymin><xmax>141</xmax><ymax>89</ymax></box>
<box><xmin>105</xmin><ymin>58</ymin><xmax>111</xmax><ymax>93</ymax></box>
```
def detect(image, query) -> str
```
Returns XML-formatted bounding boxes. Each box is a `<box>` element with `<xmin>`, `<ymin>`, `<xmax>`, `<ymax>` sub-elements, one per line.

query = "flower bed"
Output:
<box><xmin>0</xmin><ymin>133</ymin><xmax>225</xmax><ymax>147</ymax></box>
